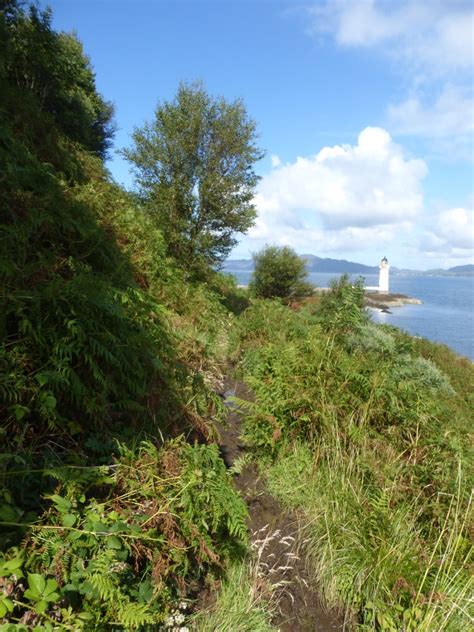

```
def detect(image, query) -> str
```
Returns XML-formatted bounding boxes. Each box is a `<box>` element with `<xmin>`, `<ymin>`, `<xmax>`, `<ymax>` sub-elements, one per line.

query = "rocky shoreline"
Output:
<box><xmin>311</xmin><ymin>288</ymin><xmax>423</xmax><ymax>312</ymax></box>
<box><xmin>364</xmin><ymin>292</ymin><xmax>422</xmax><ymax>311</ymax></box>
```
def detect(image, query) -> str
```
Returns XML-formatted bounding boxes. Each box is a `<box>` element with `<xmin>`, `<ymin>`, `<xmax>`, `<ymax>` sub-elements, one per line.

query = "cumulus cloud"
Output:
<box><xmin>248</xmin><ymin>222</ymin><xmax>406</xmax><ymax>255</ymax></box>
<box><xmin>420</xmin><ymin>207</ymin><xmax>474</xmax><ymax>258</ymax></box>
<box><xmin>307</xmin><ymin>1</ymin><xmax>474</xmax><ymax>159</ymax></box>
<box><xmin>248</xmin><ymin>127</ymin><xmax>427</xmax><ymax>253</ymax></box>
<box><xmin>388</xmin><ymin>85</ymin><xmax>474</xmax><ymax>139</ymax></box>
<box><xmin>309</xmin><ymin>0</ymin><xmax>474</xmax><ymax>77</ymax></box>
<box><xmin>387</xmin><ymin>84</ymin><xmax>474</xmax><ymax>159</ymax></box>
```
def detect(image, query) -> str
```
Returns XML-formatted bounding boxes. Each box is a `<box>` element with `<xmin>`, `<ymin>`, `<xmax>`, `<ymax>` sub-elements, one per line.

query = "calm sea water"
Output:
<box><xmin>226</xmin><ymin>270</ymin><xmax>474</xmax><ymax>360</ymax></box>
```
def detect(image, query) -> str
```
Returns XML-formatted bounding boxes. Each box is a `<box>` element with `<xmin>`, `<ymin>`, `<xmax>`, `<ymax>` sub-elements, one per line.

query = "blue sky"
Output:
<box><xmin>48</xmin><ymin>0</ymin><xmax>473</xmax><ymax>269</ymax></box>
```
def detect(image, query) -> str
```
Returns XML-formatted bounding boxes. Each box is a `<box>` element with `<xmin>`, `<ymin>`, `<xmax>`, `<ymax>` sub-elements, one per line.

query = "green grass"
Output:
<box><xmin>192</xmin><ymin>560</ymin><xmax>276</xmax><ymax>632</ymax></box>
<box><xmin>267</xmin><ymin>442</ymin><xmax>472</xmax><ymax>631</ymax></box>
<box><xmin>234</xmin><ymin>284</ymin><xmax>473</xmax><ymax>630</ymax></box>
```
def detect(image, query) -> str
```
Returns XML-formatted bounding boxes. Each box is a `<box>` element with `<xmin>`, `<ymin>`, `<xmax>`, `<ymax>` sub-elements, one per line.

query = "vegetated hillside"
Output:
<box><xmin>233</xmin><ymin>279</ymin><xmax>473</xmax><ymax>631</ymax></box>
<box><xmin>0</xmin><ymin>3</ymin><xmax>250</xmax><ymax>628</ymax></box>
<box><xmin>422</xmin><ymin>264</ymin><xmax>474</xmax><ymax>276</ymax></box>
<box><xmin>224</xmin><ymin>255</ymin><xmax>378</xmax><ymax>274</ymax></box>
<box><xmin>300</xmin><ymin>255</ymin><xmax>377</xmax><ymax>273</ymax></box>
<box><xmin>1</xmin><ymin>4</ymin><xmax>472</xmax><ymax>631</ymax></box>
<box><xmin>447</xmin><ymin>264</ymin><xmax>474</xmax><ymax>274</ymax></box>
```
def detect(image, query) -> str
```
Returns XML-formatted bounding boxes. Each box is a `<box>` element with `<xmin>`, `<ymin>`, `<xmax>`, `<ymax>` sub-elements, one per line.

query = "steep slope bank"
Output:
<box><xmin>0</xmin><ymin>4</ymin><xmax>249</xmax><ymax>628</ymax></box>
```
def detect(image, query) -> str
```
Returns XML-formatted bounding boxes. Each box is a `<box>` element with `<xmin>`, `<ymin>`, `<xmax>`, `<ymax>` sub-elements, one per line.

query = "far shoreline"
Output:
<box><xmin>237</xmin><ymin>284</ymin><xmax>423</xmax><ymax>310</ymax></box>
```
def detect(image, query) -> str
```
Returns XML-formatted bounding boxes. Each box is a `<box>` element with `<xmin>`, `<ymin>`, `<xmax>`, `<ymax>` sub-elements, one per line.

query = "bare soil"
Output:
<box><xmin>218</xmin><ymin>378</ymin><xmax>345</xmax><ymax>632</ymax></box>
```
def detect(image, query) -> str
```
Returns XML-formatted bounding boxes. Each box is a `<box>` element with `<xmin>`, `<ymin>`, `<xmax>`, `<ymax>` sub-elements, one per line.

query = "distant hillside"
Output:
<box><xmin>224</xmin><ymin>257</ymin><xmax>474</xmax><ymax>276</ymax></box>
<box><xmin>423</xmin><ymin>264</ymin><xmax>474</xmax><ymax>276</ymax></box>
<box><xmin>224</xmin><ymin>255</ymin><xmax>378</xmax><ymax>274</ymax></box>
<box><xmin>301</xmin><ymin>254</ymin><xmax>378</xmax><ymax>273</ymax></box>
<box><xmin>223</xmin><ymin>258</ymin><xmax>255</xmax><ymax>270</ymax></box>
<box><xmin>447</xmin><ymin>264</ymin><xmax>474</xmax><ymax>274</ymax></box>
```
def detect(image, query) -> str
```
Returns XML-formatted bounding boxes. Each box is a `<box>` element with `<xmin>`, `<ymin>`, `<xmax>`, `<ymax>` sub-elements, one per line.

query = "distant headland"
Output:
<box><xmin>224</xmin><ymin>256</ymin><xmax>474</xmax><ymax>277</ymax></box>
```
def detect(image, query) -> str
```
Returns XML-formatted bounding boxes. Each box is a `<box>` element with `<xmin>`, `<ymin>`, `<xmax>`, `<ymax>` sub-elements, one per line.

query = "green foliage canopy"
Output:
<box><xmin>249</xmin><ymin>245</ymin><xmax>313</xmax><ymax>300</ymax></box>
<box><xmin>1</xmin><ymin>1</ymin><xmax>114</xmax><ymax>157</ymax></box>
<box><xmin>123</xmin><ymin>81</ymin><xmax>264</xmax><ymax>273</ymax></box>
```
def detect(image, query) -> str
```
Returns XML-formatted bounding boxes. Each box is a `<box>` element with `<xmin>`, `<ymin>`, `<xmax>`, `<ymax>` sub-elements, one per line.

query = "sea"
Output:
<box><xmin>225</xmin><ymin>270</ymin><xmax>474</xmax><ymax>361</ymax></box>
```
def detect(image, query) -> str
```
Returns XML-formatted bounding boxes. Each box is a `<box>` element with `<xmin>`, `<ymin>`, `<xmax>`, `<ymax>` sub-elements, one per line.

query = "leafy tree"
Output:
<box><xmin>2</xmin><ymin>1</ymin><xmax>114</xmax><ymax>157</ymax></box>
<box><xmin>249</xmin><ymin>245</ymin><xmax>313</xmax><ymax>300</ymax></box>
<box><xmin>123</xmin><ymin>81</ymin><xmax>264</xmax><ymax>273</ymax></box>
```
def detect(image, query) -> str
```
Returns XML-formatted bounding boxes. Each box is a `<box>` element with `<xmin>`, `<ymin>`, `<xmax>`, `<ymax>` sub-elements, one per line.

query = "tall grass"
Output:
<box><xmin>235</xmin><ymin>281</ymin><xmax>473</xmax><ymax>629</ymax></box>
<box><xmin>267</xmin><ymin>441</ymin><xmax>472</xmax><ymax>630</ymax></box>
<box><xmin>192</xmin><ymin>560</ymin><xmax>276</xmax><ymax>632</ymax></box>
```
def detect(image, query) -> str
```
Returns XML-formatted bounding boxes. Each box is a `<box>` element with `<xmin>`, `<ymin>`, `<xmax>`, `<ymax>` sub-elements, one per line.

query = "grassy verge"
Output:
<box><xmin>192</xmin><ymin>559</ymin><xmax>276</xmax><ymax>632</ymax></box>
<box><xmin>234</xmin><ymin>279</ymin><xmax>473</xmax><ymax>630</ymax></box>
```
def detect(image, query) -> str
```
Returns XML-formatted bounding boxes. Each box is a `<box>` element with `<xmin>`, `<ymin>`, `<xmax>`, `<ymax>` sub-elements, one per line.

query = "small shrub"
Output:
<box><xmin>249</xmin><ymin>245</ymin><xmax>313</xmax><ymax>301</ymax></box>
<box><xmin>346</xmin><ymin>322</ymin><xmax>397</xmax><ymax>356</ymax></box>
<box><xmin>317</xmin><ymin>274</ymin><xmax>366</xmax><ymax>336</ymax></box>
<box><xmin>392</xmin><ymin>354</ymin><xmax>455</xmax><ymax>395</ymax></box>
<box><xmin>0</xmin><ymin>440</ymin><xmax>248</xmax><ymax>629</ymax></box>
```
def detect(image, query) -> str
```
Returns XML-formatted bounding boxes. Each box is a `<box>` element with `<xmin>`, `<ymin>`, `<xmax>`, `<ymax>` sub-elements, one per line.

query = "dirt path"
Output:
<box><xmin>219</xmin><ymin>378</ymin><xmax>344</xmax><ymax>632</ymax></box>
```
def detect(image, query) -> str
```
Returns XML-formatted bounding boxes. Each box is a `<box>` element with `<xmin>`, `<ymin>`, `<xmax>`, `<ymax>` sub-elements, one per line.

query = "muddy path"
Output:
<box><xmin>218</xmin><ymin>378</ymin><xmax>345</xmax><ymax>632</ymax></box>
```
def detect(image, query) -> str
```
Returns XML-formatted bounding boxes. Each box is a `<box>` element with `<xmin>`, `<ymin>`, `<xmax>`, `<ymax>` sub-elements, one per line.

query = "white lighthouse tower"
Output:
<box><xmin>379</xmin><ymin>256</ymin><xmax>390</xmax><ymax>294</ymax></box>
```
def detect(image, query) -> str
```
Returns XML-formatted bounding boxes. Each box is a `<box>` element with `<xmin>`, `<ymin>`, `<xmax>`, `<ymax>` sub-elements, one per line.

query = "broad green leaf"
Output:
<box><xmin>68</xmin><ymin>530</ymin><xmax>83</xmax><ymax>541</ymax></box>
<box><xmin>0</xmin><ymin>504</ymin><xmax>19</xmax><ymax>522</ymax></box>
<box><xmin>0</xmin><ymin>598</ymin><xmax>13</xmax><ymax>618</ymax></box>
<box><xmin>0</xmin><ymin>556</ymin><xmax>23</xmax><ymax>577</ymax></box>
<box><xmin>50</xmin><ymin>495</ymin><xmax>72</xmax><ymax>512</ymax></box>
<box><xmin>27</xmin><ymin>573</ymin><xmax>46</xmax><ymax>597</ymax></box>
<box><xmin>44</xmin><ymin>578</ymin><xmax>59</xmax><ymax>597</ymax></box>
<box><xmin>77</xmin><ymin>612</ymin><xmax>94</xmax><ymax>621</ymax></box>
<box><xmin>35</xmin><ymin>373</ymin><xmax>49</xmax><ymax>387</ymax></box>
<box><xmin>91</xmin><ymin>521</ymin><xmax>107</xmax><ymax>533</ymax></box>
<box><xmin>106</xmin><ymin>535</ymin><xmax>122</xmax><ymax>549</ymax></box>
<box><xmin>62</xmin><ymin>513</ymin><xmax>76</xmax><ymax>527</ymax></box>
<box><xmin>43</xmin><ymin>394</ymin><xmax>57</xmax><ymax>411</ymax></box>
<box><xmin>35</xmin><ymin>599</ymin><xmax>48</xmax><ymax>614</ymax></box>
<box><xmin>12</xmin><ymin>405</ymin><xmax>29</xmax><ymax>421</ymax></box>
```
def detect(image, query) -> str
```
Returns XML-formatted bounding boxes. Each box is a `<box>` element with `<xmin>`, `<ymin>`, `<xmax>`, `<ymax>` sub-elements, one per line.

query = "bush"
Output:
<box><xmin>249</xmin><ymin>246</ymin><xmax>313</xmax><ymax>300</ymax></box>
<box><xmin>317</xmin><ymin>273</ymin><xmax>366</xmax><ymax>336</ymax></box>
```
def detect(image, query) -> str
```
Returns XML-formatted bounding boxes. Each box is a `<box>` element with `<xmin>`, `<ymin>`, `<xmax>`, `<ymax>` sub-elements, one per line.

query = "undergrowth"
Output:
<box><xmin>234</xmin><ymin>278</ymin><xmax>473</xmax><ymax>630</ymax></box>
<box><xmin>0</xmin><ymin>439</ymin><xmax>247</xmax><ymax>629</ymax></box>
<box><xmin>192</xmin><ymin>560</ymin><xmax>275</xmax><ymax>632</ymax></box>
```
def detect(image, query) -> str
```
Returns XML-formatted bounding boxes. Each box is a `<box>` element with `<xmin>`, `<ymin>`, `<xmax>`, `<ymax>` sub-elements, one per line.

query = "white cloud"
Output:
<box><xmin>248</xmin><ymin>222</ymin><xmax>407</xmax><ymax>255</ymax></box>
<box><xmin>309</xmin><ymin>0</ymin><xmax>474</xmax><ymax>77</ymax></box>
<box><xmin>307</xmin><ymin>1</ymin><xmax>474</xmax><ymax>160</ymax></box>
<box><xmin>388</xmin><ymin>84</ymin><xmax>474</xmax><ymax>138</ymax></box>
<box><xmin>248</xmin><ymin>127</ymin><xmax>427</xmax><ymax>253</ymax></box>
<box><xmin>420</xmin><ymin>207</ymin><xmax>474</xmax><ymax>258</ymax></box>
<box><xmin>271</xmin><ymin>154</ymin><xmax>282</xmax><ymax>168</ymax></box>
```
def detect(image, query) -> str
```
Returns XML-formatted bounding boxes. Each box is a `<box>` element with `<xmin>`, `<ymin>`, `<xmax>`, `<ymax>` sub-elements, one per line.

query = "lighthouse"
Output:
<box><xmin>379</xmin><ymin>257</ymin><xmax>390</xmax><ymax>294</ymax></box>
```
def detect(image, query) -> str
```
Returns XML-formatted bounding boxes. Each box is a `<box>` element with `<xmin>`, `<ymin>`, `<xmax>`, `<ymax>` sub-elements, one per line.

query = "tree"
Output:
<box><xmin>2</xmin><ymin>1</ymin><xmax>115</xmax><ymax>157</ymax></box>
<box><xmin>249</xmin><ymin>245</ymin><xmax>314</xmax><ymax>300</ymax></box>
<box><xmin>123</xmin><ymin>81</ymin><xmax>264</xmax><ymax>273</ymax></box>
